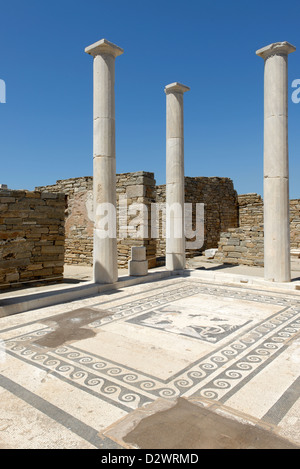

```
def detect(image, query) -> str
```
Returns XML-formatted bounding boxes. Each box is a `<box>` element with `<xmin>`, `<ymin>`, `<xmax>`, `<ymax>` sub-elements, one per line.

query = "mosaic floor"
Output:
<box><xmin>0</xmin><ymin>276</ymin><xmax>300</xmax><ymax>448</ymax></box>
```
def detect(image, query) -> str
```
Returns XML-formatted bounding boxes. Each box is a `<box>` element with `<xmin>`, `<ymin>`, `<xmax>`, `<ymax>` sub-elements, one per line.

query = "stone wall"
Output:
<box><xmin>290</xmin><ymin>200</ymin><xmax>300</xmax><ymax>249</ymax></box>
<box><xmin>0</xmin><ymin>189</ymin><xmax>66</xmax><ymax>289</ymax></box>
<box><xmin>37</xmin><ymin>174</ymin><xmax>239</xmax><ymax>268</ymax></box>
<box><xmin>156</xmin><ymin>177</ymin><xmax>239</xmax><ymax>258</ymax></box>
<box><xmin>215</xmin><ymin>194</ymin><xmax>300</xmax><ymax>266</ymax></box>
<box><xmin>215</xmin><ymin>225</ymin><xmax>264</xmax><ymax>266</ymax></box>
<box><xmin>36</xmin><ymin>172</ymin><xmax>157</xmax><ymax>269</ymax></box>
<box><xmin>36</xmin><ymin>177</ymin><xmax>94</xmax><ymax>266</ymax></box>
<box><xmin>238</xmin><ymin>193</ymin><xmax>264</xmax><ymax>227</ymax></box>
<box><xmin>116</xmin><ymin>172</ymin><xmax>157</xmax><ymax>269</ymax></box>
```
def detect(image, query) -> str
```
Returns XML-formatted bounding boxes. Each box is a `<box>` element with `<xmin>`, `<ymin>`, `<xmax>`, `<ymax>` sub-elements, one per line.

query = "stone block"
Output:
<box><xmin>204</xmin><ymin>248</ymin><xmax>218</xmax><ymax>259</ymax></box>
<box><xmin>128</xmin><ymin>259</ymin><xmax>148</xmax><ymax>276</ymax></box>
<box><xmin>223</xmin><ymin>245</ymin><xmax>236</xmax><ymax>252</ymax></box>
<box><xmin>131</xmin><ymin>246</ymin><xmax>146</xmax><ymax>261</ymax></box>
<box><xmin>126</xmin><ymin>185</ymin><xmax>146</xmax><ymax>198</ymax></box>
<box><xmin>5</xmin><ymin>272</ymin><xmax>20</xmax><ymax>282</ymax></box>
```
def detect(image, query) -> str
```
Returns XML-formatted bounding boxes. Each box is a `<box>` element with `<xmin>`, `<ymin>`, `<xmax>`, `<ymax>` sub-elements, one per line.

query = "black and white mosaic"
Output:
<box><xmin>2</xmin><ymin>279</ymin><xmax>300</xmax><ymax>415</ymax></box>
<box><xmin>127</xmin><ymin>306</ymin><xmax>251</xmax><ymax>343</ymax></box>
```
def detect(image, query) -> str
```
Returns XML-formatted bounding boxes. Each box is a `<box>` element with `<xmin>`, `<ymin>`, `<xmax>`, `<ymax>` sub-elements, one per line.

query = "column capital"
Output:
<box><xmin>256</xmin><ymin>41</ymin><xmax>296</xmax><ymax>60</ymax></box>
<box><xmin>85</xmin><ymin>38</ymin><xmax>124</xmax><ymax>58</ymax></box>
<box><xmin>165</xmin><ymin>82</ymin><xmax>190</xmax><ymax>95</ymax></box>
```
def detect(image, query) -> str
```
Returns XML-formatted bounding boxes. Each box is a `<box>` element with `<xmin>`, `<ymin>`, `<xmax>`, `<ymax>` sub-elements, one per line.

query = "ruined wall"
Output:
<box><xmin>116</xmin><ymin>172</ymin><xmax>156</xmax><ymax>268</ymax></box>
<box><xmin>238</xmin><ymin>193</ymin><xmax>264</xmax><ymax>227</ymax></box>
<box><xmin>215</xmin><ymin>194</ymin><xmax>300</xmax><ymax>266</ymax></box>
<box><xmin>214</xmin><ymin>225</ymin><xmax>264</xmax><ymax>266</ymax></box>
<box><xmin>36</xmin><ymin>177</ymin><xmax>94</xmax><ymax>265</ymax></box>
<box><xmin>36</xmin><ymin>172</ymin><xmax>157</xmax><ymax>269</ymax></box>
<box><xmin>290</xmin><ymin>200</ymin><xmax>300</xmax><ymax>249</ymax></box>
<box><xmin>156</xmin><ymin>177</ymin><xmax>239</xmax><ymax>258</ymax></box>
<box><xmin>37</xmin><ymin>174</ymin><xmax>239</xmax><ymax>268</ymax></box>
<box><xmin>0</xmin><ymin>189</ymin><xmax>66</xmax><ymax>289</ymax></box>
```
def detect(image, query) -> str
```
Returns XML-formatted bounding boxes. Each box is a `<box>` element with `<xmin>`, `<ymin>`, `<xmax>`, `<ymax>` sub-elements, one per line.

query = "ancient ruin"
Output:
<box><xmin>85</xmin><ymin>39</ymin><xmax>124</xmax><ymax>284</ymax></box>
<box><xmin>1</xmin><ymin>37</ymin><xmax>300</xmax><ymax>451</ymax></box>
<box><xmin>0</xmin><ymin>190</ymin><xmax>66</xmax><ymax>289</ymax></box>
<box><xmin>165</xmin><ymin>82</ymin><xmax>190</xmax><ymax>271</ymax></box>
<box><xmin>1</xmin><ymin>41</ymin><xmax>299</xmax><ymax>290</ymax></box>
<box><xmin>256</xmin><ymin>41</ymin><xmax>296</xmax><ymax>282</ymax></box>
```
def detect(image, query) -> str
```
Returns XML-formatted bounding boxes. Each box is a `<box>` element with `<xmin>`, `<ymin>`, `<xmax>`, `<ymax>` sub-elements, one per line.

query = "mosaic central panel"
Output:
<box><xmin>127</xmin><ymin>305</ymin><xmax>251</xmax><ymax>343</ymax></box>
<box><xmin>2</xmin><ymin>279</ymin><xmax>300</xmax><ymax>414</ymax></box>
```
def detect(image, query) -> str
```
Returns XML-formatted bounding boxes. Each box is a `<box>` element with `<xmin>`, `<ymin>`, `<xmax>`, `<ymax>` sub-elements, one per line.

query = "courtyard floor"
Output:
<box><xmin>0</xmin><ymin>259</ymin><xmax>300</xmax><ymax>449</ymax></box>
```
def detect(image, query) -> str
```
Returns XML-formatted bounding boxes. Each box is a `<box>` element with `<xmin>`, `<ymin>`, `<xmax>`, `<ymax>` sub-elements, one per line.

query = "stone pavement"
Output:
<box><xmin>0</xmin><ymin>261</ymin><xmax>300</xmax><ymax>449</ymax></box>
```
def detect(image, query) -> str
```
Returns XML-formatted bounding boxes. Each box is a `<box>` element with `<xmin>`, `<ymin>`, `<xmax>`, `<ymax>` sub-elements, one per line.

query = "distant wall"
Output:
<box><xmin>214</xmin><ymin>225</ymin><xmax>264</xmax><ymax>266</ymax></box>
<box><xmin>215</xmin><ymin>194</ymin><xmax>300</xmax><ymax>266</ymax></box>
<box><xmin>36</xmin><ymin>177</ymin><xmax>94</xmax><ymax>266</ymax></box>
<box><xmin>36</xmin><ymin>172</ymin><xmax>157</xmax><ymax>268</ymax></box>
<box><xmin>37</xmin><ymin>174</ymin><xmax>238</xmax><ymax>268</ymax></box>
<box><xmin>116</xmin><ymin>172</ymin><xmax>156</xmax><ymax>268</ymax></box>
<box><xmin>156</xmin><ymin>177</ymin><xmax>239</xmax><ymax>257</ymax></box>
<box><xmin>0</xmin><ymin>189</ymin><xmax>66</xmax><ymax>289</ymax></box>
<box><xmin>290</xmin><ymin>200</ymin><xmax>300</xmax><ymax>249</ymax></box>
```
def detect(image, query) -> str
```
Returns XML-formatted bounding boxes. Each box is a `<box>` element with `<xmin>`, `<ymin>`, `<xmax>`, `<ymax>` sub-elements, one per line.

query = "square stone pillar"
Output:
<box><xmin>256</xmin><ymin>42</ymin><xmax>296</xmax><ymax>282</ymax></box>
<box><xmin>165</xmin><ymin>82</ymin><xmax>190</xmax><ymax>271</ymax></box>
<box><xmin>85</xmin><ymin>39</ymin><xmax>123</xmax><ymax>283</ymax></box>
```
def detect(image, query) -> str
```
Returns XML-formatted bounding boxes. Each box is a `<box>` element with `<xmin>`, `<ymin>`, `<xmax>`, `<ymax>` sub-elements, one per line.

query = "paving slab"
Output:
<box><xmin>103</xmin><ymin>397</ymin><xmax>299</xmax><ymax>449</ymax></box>
<box><xmin>0</xmin><ymin>272</ymin><xmax>300</xmax><ymax>449</ymax></box>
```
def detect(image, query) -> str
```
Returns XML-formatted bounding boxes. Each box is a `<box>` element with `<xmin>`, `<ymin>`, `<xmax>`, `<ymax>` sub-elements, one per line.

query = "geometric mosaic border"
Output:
<box><xmin>3</xmin><ymin>280</ymin><xmax>300</xmax><ymax>414</ymax></box>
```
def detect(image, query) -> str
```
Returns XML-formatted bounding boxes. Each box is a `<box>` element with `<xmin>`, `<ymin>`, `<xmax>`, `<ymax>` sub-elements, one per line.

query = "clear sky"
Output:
<box><xmin>0</xmin><ymin>0</ymin><xmax>299</xmax><ymax>198</ymax></box>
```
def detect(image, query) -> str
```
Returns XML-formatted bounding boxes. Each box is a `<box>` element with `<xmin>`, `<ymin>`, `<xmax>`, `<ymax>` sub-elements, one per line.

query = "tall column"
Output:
<box><xmin>85</xmin><ymin>39</ymin><xmax>123</xmax><ymax>283</ymax></box>
<box><xmin>256</xmin><ymin>42</ymin><xmax>296</xmax><ymax>282</ymax></box>
<box><xmin>165</xmin><ymin>82</ymin><xmax>190</xmax><ymax>271</ymax></box>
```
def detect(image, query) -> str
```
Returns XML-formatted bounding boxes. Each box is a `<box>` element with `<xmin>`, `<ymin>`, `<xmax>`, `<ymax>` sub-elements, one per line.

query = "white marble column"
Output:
<box><xmin>256</xmin><ymin>42</ymin><xmax>296</xmax><ymax>282</ymax></box>
<box><xmin>85</xmin><ymin>39</ymin><xmax>123</xmax><ymax>283</ymax></box>
<box><xmin>165</xmin><ymin>82</ymin><xmax>190</xmax><ymax>271</ymax></box>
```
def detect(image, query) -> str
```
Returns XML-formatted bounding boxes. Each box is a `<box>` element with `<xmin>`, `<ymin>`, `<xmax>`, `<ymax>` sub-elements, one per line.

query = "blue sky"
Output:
<box><xmin>0</xmin><ymin>0</ymin><xmax>299</xmax><ymax>198</ymax></box>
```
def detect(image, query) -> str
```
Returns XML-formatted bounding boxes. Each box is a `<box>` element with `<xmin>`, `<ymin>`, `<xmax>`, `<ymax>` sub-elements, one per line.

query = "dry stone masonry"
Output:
<box><xmin>290</xmin><ymin>200</ymin><xmax>300</xmax><ymax>249</ymax></box>
<box><xmin>116</xmin><ymin>171</ymin><xmax>156</xmax><ymax>269</ymax></box>
<box><xmin>238</xmin><ymin>194</ymin><xmax>264</xmax><ymax>226</ymax></box>
<box><xmin>36</xmin><ymin>177</ymin><xmax>94</xmax><ymax>266</ymax></box>
<box><xmin>36</xmin><ymin>171</ymin><xmax>157</xmax><ymax>270</ymax></box>
<box><xmin>156</xmin><ymin>177</ymin><xmax>239</xmax><ymax>259</ymax></box>
<box><xmin>0</xmin><ymin>189</ymin><xmax>66</xmax><ymax>289</ymax></box>
<box><xmin>256</xmin><ymin>41</ymin><xmax>296</xmax><ymax>282</ymax></box>
<box><xmin>37</xmin><ymin>173</ymin><xmax>239</xmax><ymax>270</ymax></box>
<box><xmin>215</xmin><ymin>194</ymin><xmax>300</xmax><ymax>266</ymax></box>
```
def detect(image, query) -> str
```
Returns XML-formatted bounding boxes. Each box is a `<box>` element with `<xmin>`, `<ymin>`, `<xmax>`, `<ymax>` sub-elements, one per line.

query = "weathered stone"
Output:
<box><xmin>128</xmin><ymin>259</ymin><xmax>148</xmax><ymax>276</ymax></box>
<box><xmin>0</xmin><ymin>190</ymin><xmax>65</xmax><ymax>289</ymax></box>
<box><xmin>205</xmin><ymin>248</ymin><xmax>218</xmax><ymax>258</ymax></box>
<box><xmin>85</xmin><ymin>38</ymin><xmax>124</xmax><ymax>285</ymax></box>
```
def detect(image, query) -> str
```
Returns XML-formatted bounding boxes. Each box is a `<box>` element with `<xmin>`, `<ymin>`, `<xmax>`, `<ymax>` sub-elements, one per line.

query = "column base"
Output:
<box><xmin>128</xmin><ymin>259</ymin><xmax>148</xmax><ymax>276</ymax></box>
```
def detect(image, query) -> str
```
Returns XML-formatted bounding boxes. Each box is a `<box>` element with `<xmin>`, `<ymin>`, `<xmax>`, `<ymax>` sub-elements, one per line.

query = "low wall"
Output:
<box><xmin>37</xmin><ymin>177</ymin><xmax>94</xmax><ymax>266</ymax></box>
<box><xmin>156</xmin><ymin>177</ymin><xmax>239</xmax><ymax>257</ymax></box>
<box><xmin>0</xmin><ymin>189</ymin><xmax>66</xmax><ymax>289</ymax></box>
<box><xmin>238</xmin><ymin>193</ymin><xmax>264</xmax><ymax>227</ymax></box>
<box><xmin>215</xmin><ymin>194</ymin><xmax>300</xmax><ymax>266</ymax></box>
<box><xmin>290</xmin><ymin>200</ymin><xmax>300</xmax><ymax>249</ymax></box>
<box><xmin>116</xmin><ymin>172</ymin><xmax>157</xmax><ymax>268</ymax></box>
<box><xmin>215</xmin><ymin>225</ymin><xmax>264</xmax><ymax>266</ymax></box>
